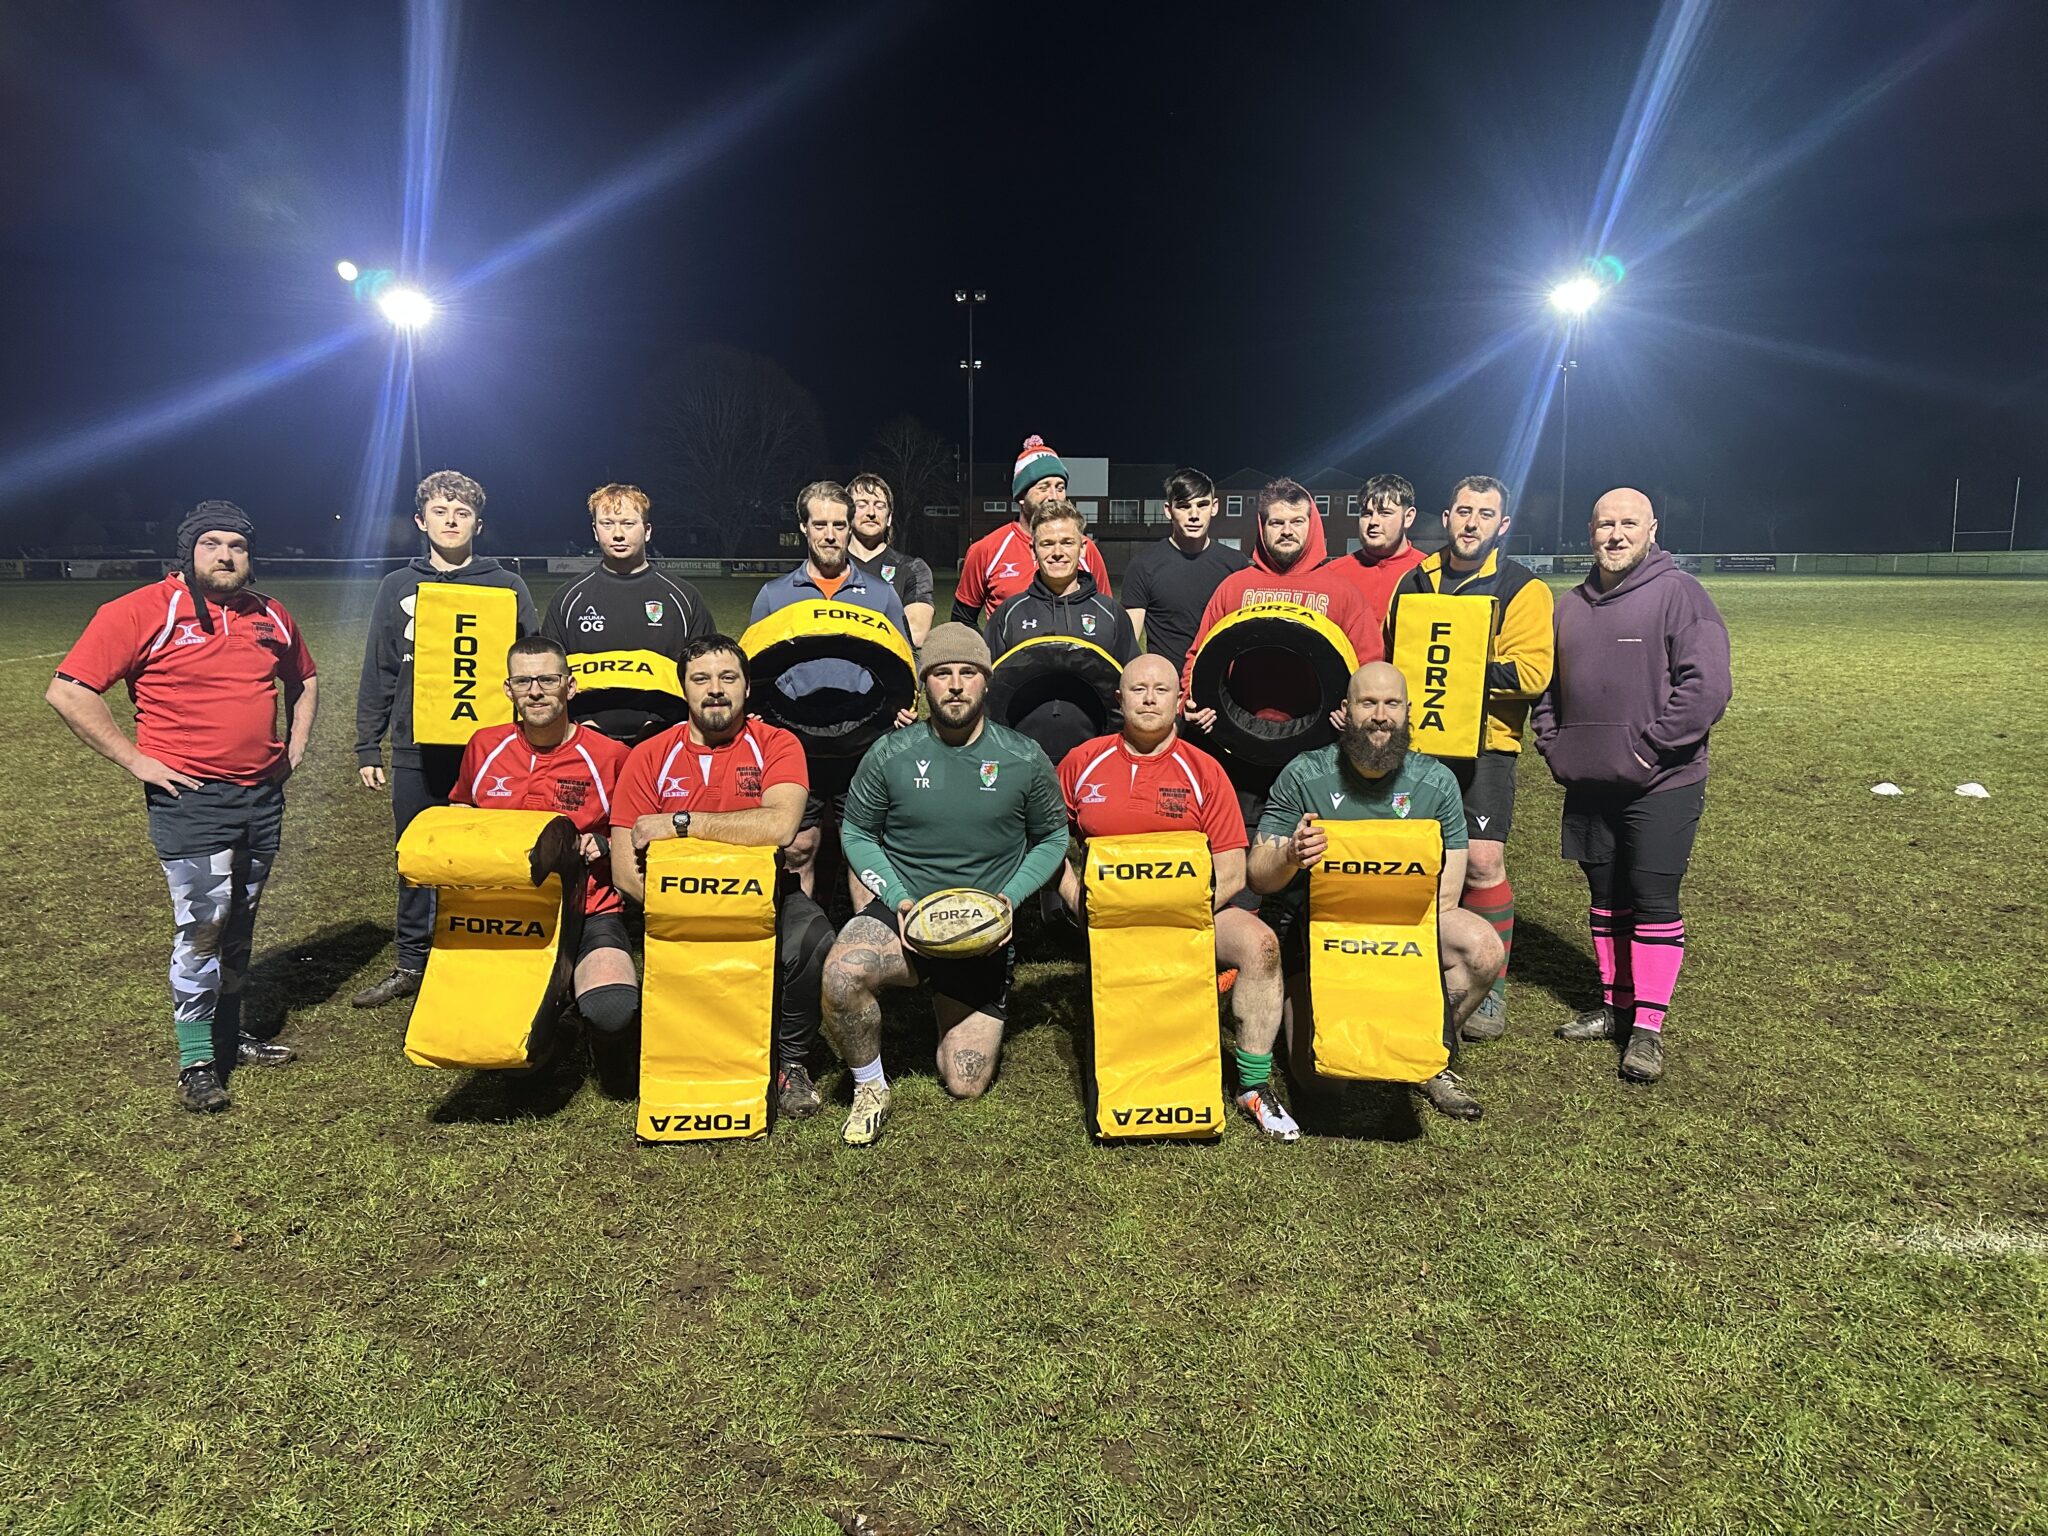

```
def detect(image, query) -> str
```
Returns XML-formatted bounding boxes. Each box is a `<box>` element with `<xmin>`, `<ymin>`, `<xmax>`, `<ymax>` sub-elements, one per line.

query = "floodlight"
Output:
<box><xmin>376</xmin><ymin>286</ymin><xmax>435</xmax><ymax>330</ymax></box>
<box><xmin>1550</xmin><ymin>276</ymin><xmax>1602</xmax><ymax>316</ymax></box>
<box><xmin>336</xmin><ymin>260</ymin><xmax>360</xmax><ymax>283</ymax></box>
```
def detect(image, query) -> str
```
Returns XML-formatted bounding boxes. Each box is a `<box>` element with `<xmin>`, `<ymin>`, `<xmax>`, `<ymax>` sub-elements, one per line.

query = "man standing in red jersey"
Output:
<box><xmin>609</xmin><ymin>634</ymin><xmax>832</xmax><ymax>1120</ymax></box>
<box><xmin>1320</xmin><ymin>473</ymin><xmax>1428</xmax><ymax>630</ymax></box>
<box><xmin>951</xmin><ymin>434</ymin><xmax>1112</xmax><ymax>629</ymax></box>
<box><xmin>1058</xmin><ymin>655</ymin><xmax>1295</xmax><ymax>1141</ymax></box>
<box><xmin>46</xmin><ymin>502</ymin><xmax>318</xmax><ymax>1114</ymax></box>
<box><xmin>449</xmin><ymin>633</ymin><xmax>635</xmax><ymax>1045</ymax></box>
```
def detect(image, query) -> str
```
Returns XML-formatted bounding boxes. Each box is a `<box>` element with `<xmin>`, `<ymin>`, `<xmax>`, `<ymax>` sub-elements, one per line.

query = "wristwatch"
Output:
<box><xmin>670</xmin><ymin>811</ymin><xmax>692</xmax><ymax>838</ymax></box>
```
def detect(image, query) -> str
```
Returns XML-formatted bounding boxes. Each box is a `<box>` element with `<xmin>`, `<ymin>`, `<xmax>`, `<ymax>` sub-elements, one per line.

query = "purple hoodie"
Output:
<box><xmin>1532</xmin><ymin>546</ymin><xmax>1731</xmax><ymax>794</ymax></box>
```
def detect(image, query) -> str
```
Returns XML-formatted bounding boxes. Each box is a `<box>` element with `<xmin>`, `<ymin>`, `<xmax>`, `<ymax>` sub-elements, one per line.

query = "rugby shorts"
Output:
<box><xmin>859</xmin><ymin>897</ymin><xmax>1012</xmax><ymax>1022</ymax></box>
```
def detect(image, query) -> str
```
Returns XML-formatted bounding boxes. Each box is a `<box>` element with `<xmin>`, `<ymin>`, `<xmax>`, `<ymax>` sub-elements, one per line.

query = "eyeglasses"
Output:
<box><xmin>509</xmin><ymin>673</ymin><xmax>569</xmax><ymax>690</ymax></box>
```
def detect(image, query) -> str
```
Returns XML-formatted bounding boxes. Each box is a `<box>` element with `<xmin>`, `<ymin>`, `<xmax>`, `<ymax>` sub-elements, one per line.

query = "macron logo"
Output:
<box><xmin>1330</xmin><ymin>792</ymin><xmax>1345</xmax><ymax>809</ymax></box>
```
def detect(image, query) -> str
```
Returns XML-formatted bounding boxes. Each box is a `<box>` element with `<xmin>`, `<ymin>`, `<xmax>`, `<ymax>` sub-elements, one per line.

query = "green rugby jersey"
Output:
<box><xmin>1256</xmin><ymin>747</ymin><xmax>1468</xmax><ymax>916</ymax></box>
<box><xmin>841</xmin><ymin>719</ymin><xmax>1068</xmax><ymax>910</ymax></box>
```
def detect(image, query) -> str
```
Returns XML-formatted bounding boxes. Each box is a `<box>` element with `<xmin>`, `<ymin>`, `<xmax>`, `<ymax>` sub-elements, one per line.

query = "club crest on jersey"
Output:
<box><xmin>880</xmin><ymin>563</ymin><xmax>897</xmax><ymax>582</ymax></box>
<box><xmin>644</xmin><ymin>600</ymin><xmax>664</xmax><ymax>624</ymax></box>
<box><xmin>1081</xmin><ymin>613</ymin><xmax>1097</xmax><ymax>636</ymax></box>
<box><xmin>1391</xmin><ymin>792</ymin><xmax>1412</xmax><ymax>818</ymax></box>
<box><xmin>173</xmin><ymin>621</ymin><xmax>207</xmax><ymax>646</ymax></box>
<box><xmin>979</xmin><ymin>760</ymin><xmax>1000</xmax><ymax>790</ymax></box>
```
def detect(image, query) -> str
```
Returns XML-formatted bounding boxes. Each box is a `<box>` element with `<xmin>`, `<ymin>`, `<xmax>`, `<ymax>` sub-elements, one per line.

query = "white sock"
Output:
<box><xmin>851</xmin><ymin>1057</ymin><xmax>887</xmax><ymax>1087</ymax></box>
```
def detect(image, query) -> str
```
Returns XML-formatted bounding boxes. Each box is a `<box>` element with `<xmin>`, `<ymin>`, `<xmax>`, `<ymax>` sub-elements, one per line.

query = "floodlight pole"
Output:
<box><xmin>1950</xmin><ymin>477</ymin><xmax>1960</xmax><ymax>555</ymax></box>
<box><xmin>404</xmin><ymin>331</ymin><xmax>424</xmax><ymax>483</ymax></box>
<box><xmin>956</xmin><ymin>289</ymin><xmax>986</xmax><ymax>518</ymax></box>
<box><xmin>1554</xmin><ymin>353</ymin><xmax>1577</xmax><ymax>555</ymax></box>
<box><xmin>2011</xmin><ymin>476</ymin><xmax>2022</xmax><ymax>552</ymax></box>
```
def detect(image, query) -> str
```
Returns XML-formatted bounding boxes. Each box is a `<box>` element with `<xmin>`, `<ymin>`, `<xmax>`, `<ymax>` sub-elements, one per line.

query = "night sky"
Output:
<box><xmin>1</xmin><ymin>0</ymin><xmax>2043</xmax><ymax>554</ymax></box>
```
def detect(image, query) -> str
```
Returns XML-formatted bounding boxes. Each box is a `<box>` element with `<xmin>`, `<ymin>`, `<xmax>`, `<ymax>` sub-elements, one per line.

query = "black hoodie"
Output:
<box><xmin>355</xmin><ymin>555</ymin><xmax>539</xmax><ymax>767</ymax></box>
<box><xmin>985</xmin><ymin>571</ymin><xmax>1139</xmax><ymax>766</ymax></box>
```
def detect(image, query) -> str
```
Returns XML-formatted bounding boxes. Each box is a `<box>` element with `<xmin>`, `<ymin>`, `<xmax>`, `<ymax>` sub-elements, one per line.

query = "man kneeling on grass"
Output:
<box><xmin>820</xmin><ymin>624</ymin><xmax>1068</xmax><ymax>1146</ymax></box>
<box><xmin>1247</xmin><ymin>662</ymin><xmax>1504</xmax><ymax>1121</ymax></box>
<box><xmin>449</xmin><ymin>635</ymin><xmax>634</xmax><ymax>1047</ymax></box>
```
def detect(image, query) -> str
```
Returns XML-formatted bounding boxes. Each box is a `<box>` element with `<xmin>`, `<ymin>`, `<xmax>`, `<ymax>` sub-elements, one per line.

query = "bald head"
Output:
<box><xmin>1347</xmin><ymin>661</ymin><xmax>1408</xmax><ymax>706</ymax></box>
<box><xmin>1589</xmin><ymin>486</ymin><xmax>1658</xmax><ymax>586</ymax></box>
<box><xmin>1119</xmin><ymin>653</ymin><xmax>1182</xmax><ymax>749</ymax></box>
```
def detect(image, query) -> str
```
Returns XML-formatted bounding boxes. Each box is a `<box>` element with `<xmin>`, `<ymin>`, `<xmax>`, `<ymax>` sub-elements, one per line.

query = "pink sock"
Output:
<box><xmin>1590</xmin><ymin>906</ymin><xmax>1635</xmax><ymax>1010</ymax></box>
<box><xmin>1630</xmin><ymin>919</ymin><xmax>1686</xmax><ymax>1032</ymax></box>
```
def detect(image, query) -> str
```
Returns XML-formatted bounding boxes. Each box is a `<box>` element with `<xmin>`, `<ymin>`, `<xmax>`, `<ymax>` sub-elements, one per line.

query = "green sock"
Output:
<box><xmin>175</xmin><ymin>1018</ymin><xmax>215</xmax><ymax>1069</ymax></box>
<box><xmin>1234</xmin><ymin>1047</ymin><xmax>1273</xmax><ymax>1090</ymax></box>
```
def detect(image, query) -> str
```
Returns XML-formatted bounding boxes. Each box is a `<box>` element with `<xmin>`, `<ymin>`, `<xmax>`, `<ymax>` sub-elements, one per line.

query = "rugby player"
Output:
<box><xmin>1389</xmin><ymin>475</ymin><xmax>1553</xmax><ymax>1042</ymax></box>
<box><xmin>449</xmin><ymin>634</ymin><xmax>635</xmax><ymax>1046</ymax></box>
<box><xmin>1057</xmin><ymin>656</ymin><xmax>1295</xmax><ymax>1140</ymax></box>
<box><xmin>985</xmin><ymin>498</ymin><xmax>1139</xmax><ymax>767</ymax></box>
<box><xmin>540</xmin><ymin>483</ymin><xmax>714</xmax><ymax>744</ymax></box>
<box><xmin>1533</xmin><ymin>488</ymin><xmax>1731</xmax><ymax>1084</ymax></box>
<box><xmin>354</xmin><ymin>469</ymin><xmax>539</xmax><ymax>1009</ymax></box>
<box><xmin>848</xmin><ymin>473</ymin><xmax>936</xmax><ymax>647</ymax></box>
<box><xmin>1320</xmin><ymin>472</ymin><xmax>1427</xmax><ymax>629</ymax></box>
<box><xmin>752</xmin><ymin>480</ymin><xmax>913</xmax><ymax>900</ymax></box>
<box><xmin>951</xmin><ymin>434</ymin><xmax>1112</xmax><ymax>629</ymax></box>
<box><xmin>47</xmin><ymin>501</ymin><xmax>317</xmax><ymax>1112</ymax></box>
<box><xmin>822</xmin><ymin>624</ymin><xmax>1069</xmax><ymax>1145</ymax></box>
<box><xmin>1247</xmin><ymin>662</ymin><xmax>1505</xmax><ymax>1121</ymax></box>
<box><xmin>609</xmin><ymin>634</ymin><xmax>832</xmax><ymax>1117</ymax></box>
<box><xmin>1119</xmin><ymin>467</ymin><xmax>1249</xmax><ymax>679</ymax></box>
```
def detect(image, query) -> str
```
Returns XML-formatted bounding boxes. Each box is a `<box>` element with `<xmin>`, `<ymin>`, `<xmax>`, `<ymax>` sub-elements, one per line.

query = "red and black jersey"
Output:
<box><xmin>451</xmin><ymin>722</ymin><xmax>631</xmax><ymax>915</ymax></box>
<box><xmin>1057</xmin><ymin>732</ymin><xmax>1247</xmax><ymax>852</ymax></box>
<box><xmin>56</xmin><ymin>574</ymin><xmax>316</xmax><ymax>786</ymax></box>
<box><xmin>612</xmin><ymin>717</ymin><xmax>808</xmax><ymax>822</ymax></box>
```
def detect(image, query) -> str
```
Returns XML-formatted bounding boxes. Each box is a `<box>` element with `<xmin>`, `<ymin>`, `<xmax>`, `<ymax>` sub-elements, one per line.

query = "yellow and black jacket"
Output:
<box><xmin>1392</xmin><ymin>550</ymin><xmax>1554</xmax><ymax>753</ymax></box>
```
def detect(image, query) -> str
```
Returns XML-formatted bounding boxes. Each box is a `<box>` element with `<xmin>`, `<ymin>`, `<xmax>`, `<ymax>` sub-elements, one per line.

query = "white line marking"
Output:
<box><xmin>0</xmin><ymin>651</ymin><xmax>65</xmax><ymax>665</ymax></box>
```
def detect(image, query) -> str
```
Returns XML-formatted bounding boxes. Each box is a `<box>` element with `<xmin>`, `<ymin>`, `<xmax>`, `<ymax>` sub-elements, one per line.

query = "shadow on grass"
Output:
<box><xmin>428</xmin><ymin>1013</ymin><xmax>589</xmax><ymax>1124</ymax></box>
<box><xmin>214</xmin><ymin>920</ymin><xmax>393</xmax><ymax>1078</ymax></box>
<box><xmin>1504</xmin><ymin>914</ymin><xmax>1598</xmax><ymax>1016</ymax></box>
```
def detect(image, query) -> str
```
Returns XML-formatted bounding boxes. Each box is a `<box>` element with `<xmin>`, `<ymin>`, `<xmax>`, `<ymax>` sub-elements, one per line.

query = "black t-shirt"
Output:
<box><xmin>1121</xmin><ymin>537</ymin><xmax>1251</xmax><ymax>677</ymax></box>
<box><xmin>539</xmin><ymin>565</ymin><xmax>716</xmax><ymax>745</ymax></box>
<box><xmin>852</xmin><ymin>544</ymin><xmax>934</xmax><ymax>615</ymax></box>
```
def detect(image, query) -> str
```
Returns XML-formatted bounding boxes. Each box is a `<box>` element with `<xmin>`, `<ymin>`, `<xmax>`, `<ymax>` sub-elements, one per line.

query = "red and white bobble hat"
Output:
<box><xmin>1011</xmin><ymin>434</ymin><xmax>1071</xmax><ymax>500</ymax></box>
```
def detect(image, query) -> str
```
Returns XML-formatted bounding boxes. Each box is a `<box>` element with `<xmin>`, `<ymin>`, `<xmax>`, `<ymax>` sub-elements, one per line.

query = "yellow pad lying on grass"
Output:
<box><xmin>411</xmin><ymin>583</ymin><xmax>517</xmax><ymax>746</ymax></box>
<box><xmin>639</xmin><ymin>839</ymin><xmax>780</xmax><ymax>1142</ymax></box>
<box><xmin>1084</xmin><ymin>831</ymin><xmax>1224</xmax><ymax>1139</ymax></box>
<box><xmin>1388</xmin><ymin>591</ymin><xmax>1492</xmax><ymax>761</ymax></box>
<box><xmin>1307</xmin><ymin>818</ymin><xmax>1448</xmax><ymax>1084</ymax></box>
<box><xmin>399</xmin><ymin>808</ymin><xmax>584</xmax><ymax>1071</ymax></box>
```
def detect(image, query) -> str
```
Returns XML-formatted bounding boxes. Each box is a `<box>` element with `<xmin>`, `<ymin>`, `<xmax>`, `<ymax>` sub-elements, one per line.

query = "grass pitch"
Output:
<box><xmin>0</xmin><ymin>575</ymin><xmax>2041</xmax><ymax>1535</ymax></box>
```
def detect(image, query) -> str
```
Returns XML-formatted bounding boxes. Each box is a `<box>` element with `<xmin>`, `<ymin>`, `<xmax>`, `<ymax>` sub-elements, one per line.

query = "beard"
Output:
<box><xmin>193</xmin><ymin>563</ymin><xmax>249</xmax><ymax>595</ymax></box>
<box><xmin>1340</xmin><ymin>718</ymin><xmax>1410</xmax><ymax>777</ymax></box>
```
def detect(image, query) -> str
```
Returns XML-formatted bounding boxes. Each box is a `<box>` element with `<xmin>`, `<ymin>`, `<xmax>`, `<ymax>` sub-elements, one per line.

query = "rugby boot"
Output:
<box><xmin>776</xmin><ymin>1062</ymin><xmax>823</xmax><ymax>1119</ymax></box>
<box><xmin>842</xmin><ymin>1079</ymin><xmax>891</xmax><ymax>1147</ymax></box>
<box><xmin>1461</xmin><ymin>993</ymin><xmax>1507</xmax><ymax>1042</ymax></box>
<box><xmin>350</xmin><ymin>967</ymin><xmax>422</xmax><ymax>1008</ymax></box>
<box><xmin>235</xmin><ymin>1034</ymin><xmax>294</xmax><ymax>1067</ymax></box>
<box><xmin>1234</xmin><ymin>1082</ymin><xmax>1302</xmax><ymax>1142</ymax></box>
<box><xmin>175</xmin><ymin>1063</ymin><xmax>231</xmax><ymax>1114</ymax></box>
<box><xmin>1619</xmin><ymin>1028</ymin><xmax>1665</xmax><ymax>1084</ymax></box>
<box><xmin>1416</xmin><ymin>1069</ymin><xmax>1483</xmax><ymax>1121</ymax></box>
<box><xmin>1557</xmin><ymin>1004</ymin><xmax>1621</xmax><ymax>1042</ymax></box>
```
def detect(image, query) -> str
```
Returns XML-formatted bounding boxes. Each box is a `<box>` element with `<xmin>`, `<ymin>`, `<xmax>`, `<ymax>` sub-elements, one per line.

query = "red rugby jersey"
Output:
<box><xmin>953</xmin><ymin>522</ymin><xmax>1112</xmax><ymax>620</ymax></box>
<box><xmin>1057</xmin><ymin>733</ymin><xmax>1247</xmax><ymax>851</ymax></box>
<box><xmin>451</xmin><ymin>722</ymin><xmax>631</xmax><ymax>915</ymax></box>
<box><xmin>612</xmin><ymin>717</ymin><xmax>808</xmax><ymax>823</ymax></box>
<box><xmin>56</xmin><ymin>574</ymin><xmax>317</xmax><ymax>786</ymax></box>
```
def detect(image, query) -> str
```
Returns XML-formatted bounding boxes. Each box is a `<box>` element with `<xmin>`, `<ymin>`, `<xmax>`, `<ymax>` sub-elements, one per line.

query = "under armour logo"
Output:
<box><xmin>660</xmin><ymin>777</ymin><xmax>690</xmax><ymax>798</ymax></box>
<box><xmin>484</xmin><ymin>775</ymin><xmax>513</xmax><ymax>798</ymax></box>
<box><xmin>1021</xmin><ymin>618</ymin><xmax>1039</xmax><ymax>630</ymax></box>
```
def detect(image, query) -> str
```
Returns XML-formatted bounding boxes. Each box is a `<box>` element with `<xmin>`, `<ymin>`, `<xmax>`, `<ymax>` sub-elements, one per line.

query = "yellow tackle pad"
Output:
<box><xmin>398</xmin><ymin>808</ymin><xmax>585</xmax><ymax>1070</ymax></box>
<box><xmin>1388</xmin><ymin>592</ymin><xmax>1492</xmax><ymax>760</ymax></box>
<box><xmin>1306</xmin><ymin>819</ymin><xmax>1449</xmax><ymax>1083</ymax></box>
<box><xmin>639</xmin><ymin>839</ymin><xmax>780</xmax><ymax>1142</ymax></box>
<box><xmin>1084</xmin><ymin>831</ymin><xmax>1224</xmax><ymax>1139</ymax></box>
<box><xmin>411</xmin><ymin>583</ymin><xmax>517</xmax><ymax>746</ymax></box>
<box><xmin>566</xmin><ymin>647</ymin><xmax>682</xmax><ymax>697</ymax></box>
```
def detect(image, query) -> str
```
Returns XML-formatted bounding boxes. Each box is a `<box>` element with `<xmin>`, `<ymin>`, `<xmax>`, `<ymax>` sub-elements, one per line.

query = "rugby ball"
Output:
<box><xmin>903</xmin><ymin>888</ymin><xmax>1012</xmax><ymax>959</ymax></box>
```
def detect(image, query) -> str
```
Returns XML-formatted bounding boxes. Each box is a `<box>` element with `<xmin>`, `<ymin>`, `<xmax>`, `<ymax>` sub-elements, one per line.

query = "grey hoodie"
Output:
<box><xmin>354</xmin><ymin>555</ymin><xmax>538</xmax><ymax>766</ymax></box>
<box><xmin>1532</xmin><ymin>546</ymin><xmax>1731</xmax><ymax>794</ymax></box>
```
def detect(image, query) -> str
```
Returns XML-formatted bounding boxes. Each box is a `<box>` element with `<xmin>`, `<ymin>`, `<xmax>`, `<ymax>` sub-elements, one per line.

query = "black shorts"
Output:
<box><xmin>860</xmin><ymin>897</ymin><xmax>1012</xmax><ymax>1022</ymax></box>
<box><xmin>145</xmin><ymin>780</ymin><xmax>285</xmax><ymax>861</ymax></box>
<box><xmin>1449</xmin><ymin>750</ymin><xmax>1518</xmax><ymax>842</ymax></box>
<box><xmin>1561</xmin><ymin>780</ymin><xmax>1705</xmax><ymax>872</ymax></box>
<box><xmin>575</xmin><ymin>911</ymin><xmax>633</xmax><ymax>963</ymax></box>
<box><xmin>799</xmin><ymin>789</ymin><xmax>848</xmax><ymax>834</ymax></box>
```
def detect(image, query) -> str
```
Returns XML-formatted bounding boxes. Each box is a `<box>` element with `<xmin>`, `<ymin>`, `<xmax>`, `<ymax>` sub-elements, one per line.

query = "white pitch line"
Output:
<box><xmin>1857</xmin><ymin>1225</ymin><xmax>2048</xmax><ymax>1258</ymax></box>
<box><xmin>0</xmin><ymin>651</ymin><xmax>63</xmax><ymax>665</ymax></box>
